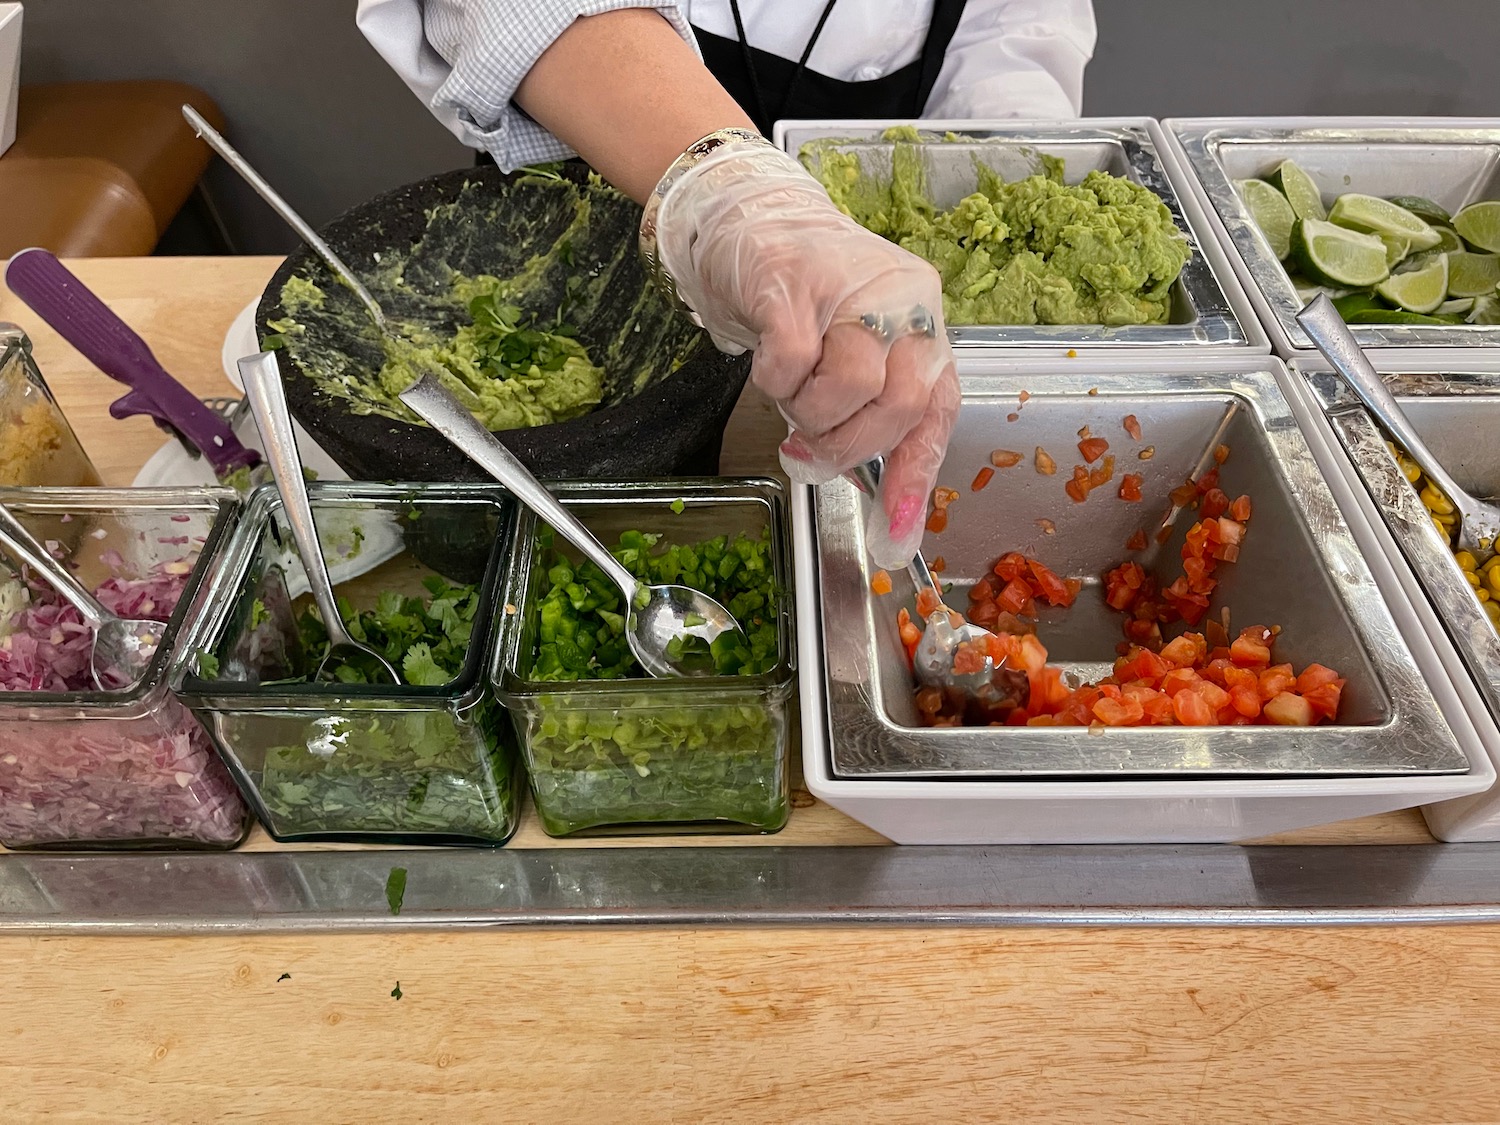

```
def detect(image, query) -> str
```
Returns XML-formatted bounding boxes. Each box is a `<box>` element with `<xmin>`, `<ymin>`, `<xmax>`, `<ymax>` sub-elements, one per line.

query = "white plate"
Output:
<box><xmin>220</xmin><ymin>298</ymin><xmax>258</xmax><ymax>390</ymax></box>
<box><xmin>132</xmin><ymin>405</ymin><xmax>349</xmax><ymax>489</ymax></box>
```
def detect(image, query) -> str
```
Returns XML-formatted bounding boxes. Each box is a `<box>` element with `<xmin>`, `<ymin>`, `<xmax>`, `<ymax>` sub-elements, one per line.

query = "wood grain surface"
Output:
<box><xmin>0</xmin><ymin>257</ymin><xmax>1479</xmax><ymax>1124</ymax></box>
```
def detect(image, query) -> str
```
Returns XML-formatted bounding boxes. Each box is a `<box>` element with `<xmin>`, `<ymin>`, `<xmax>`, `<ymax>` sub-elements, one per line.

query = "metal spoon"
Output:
<box><xmin>848</xmin><ymin>458</ymin><xmax>1026</xmax><ymax>702</ymax></box>
<box><xmin>0</xmin><ymin>504</ymin><xmax>162</xmax><ymax>691</ymax></box>
<box><xmin>238</xmin><ymin>351</ymin><xmax>400</xmax><ymax>685</ymax></box>
<box><xmin>398</xmin><ymin>374</ymin><xmax>748</xmax><ymax>679</ymax></box>
<box><xmin>182</xmin><ymin>105</ymin><xmax>387</xmax><ymax>333</ymax></box>
<box><xmin>1298</xmin><ymin>293</ymin><xmax>1500</xmax><ymax>562</ymax></box>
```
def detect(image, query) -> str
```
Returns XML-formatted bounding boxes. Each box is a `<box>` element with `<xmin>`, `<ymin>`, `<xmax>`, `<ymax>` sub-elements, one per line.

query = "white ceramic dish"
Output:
<box><xmin>795</xmin><ymin>353</ymin><xmax>1495</xmax><ymax>844</ymax></box>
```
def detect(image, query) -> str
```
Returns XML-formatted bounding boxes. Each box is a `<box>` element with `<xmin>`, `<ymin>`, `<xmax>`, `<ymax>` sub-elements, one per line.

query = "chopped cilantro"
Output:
<box><xmin>391</xmin><ymin>982</ymin><xmax>403</xmax><ymax>1000</ymax></box>
<box><xmin>385</xmin><ymin>867</ymin><xmax>408</xmax><ymax>915</ymax></box>
<box><xmin>276</xmin><ymin>973</ymin><xmax>291</xmax><ymax>982</ymax></box>
<box><xmin>259</xmin><ymin>333</ymin><xmax>287</xmax><ymax>350</ymax></box>
<box><xmin>249</xmin><ymin>599</ymin><xmax>270</xmax><ymax>630</ymax></box>
<box><xmin>194</xmin><ymin>650</ymin><xmax>220</xmax><ymax>679</ymax></box>
<box><xmin>670</xmin><ymin>498</ymin><xmax>686</xmax><ymax>515</ymax></box>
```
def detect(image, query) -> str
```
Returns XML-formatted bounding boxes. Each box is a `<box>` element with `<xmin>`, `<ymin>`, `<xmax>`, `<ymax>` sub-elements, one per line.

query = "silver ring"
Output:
<box><xmin>859</xmin><ymin>305</ymin><xmax>936</xmax><ymax>343</ymax></box>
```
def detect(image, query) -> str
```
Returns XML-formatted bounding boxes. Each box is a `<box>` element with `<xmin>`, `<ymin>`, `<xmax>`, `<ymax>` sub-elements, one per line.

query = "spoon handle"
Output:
<box><xmin>0</xmin><ymin>503</ymin><xmax>106</xmax><ymax>629</ymax></box>
<box><xmin>847</xmin><ymin>458</ymin><xmax>939</xmax><ymax>595</ymax></box>
<box><xmin>238</xmin><ymin>352</ymin><xmax>353</xmax><ymax>648</ymax></box>
<box><xmin>1297</xmin><ymin>295</ymin><xmax>1471</xmax><ymax>506</ymax></box>
<box><xmin>398</xmin><ymin>375</ymin><xmax>642</xmax><ymax>601</ymax></box>
<box><xmin>183</xmin><ymin>106</ymin><xmax>386</xmax><ymax>333</ymax></box>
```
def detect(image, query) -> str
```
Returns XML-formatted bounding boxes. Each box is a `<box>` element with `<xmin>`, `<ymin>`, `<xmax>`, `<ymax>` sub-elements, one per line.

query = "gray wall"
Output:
<box><xmin>16</xmin><ymin>0</ymin><xmax>1500</xmax><ymax>254</ymax></box>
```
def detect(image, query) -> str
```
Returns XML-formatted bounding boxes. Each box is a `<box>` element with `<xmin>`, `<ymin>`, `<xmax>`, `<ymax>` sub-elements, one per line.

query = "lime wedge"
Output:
<box><xmin>1446</xmin><ymin>251</ymin><xmax>1500</xmax><ymax>298</ymax></box>
<box><xmin>1471</xmin><ymin>294</ymin><xmax>1500</xmax><ymax>325</ymax></box>
<box><xmin>1238</xmin><ymin>179</ymin><xmax>1295</xmax><ymax>259</ymax></box>
<box><xmin>1291</xmin><ymin>219</ymin><xmax>1390</xmax><ymax>287</ymax></box>
<box><xmin>1376</xmin><ymin>254</ymin><xmax>1448</xmax><ymax>313</ymax></box>
<box><xmin>1433</xmin><ymin>226</ymin><xmax>1465</xmax><ymax>254</ymax></box>
<box><xmin>1438</xmin><ymin>297</ymin><xmax>1476</xmax><ymax>315</ymax></box>
<box><xmin>1378</xmin><ymin>232</ymin><xmax>1411</xmax><ymax>267</ymax></box>
<box><xmin>1332</xmin><ymin>292</ymin><xmax>1387</xmax><ymax>318</ymax></box>
<box><xmin>1345</xmin><ymin>309</ymin><xmax>1464</xmax><ymax>325</ymax></box>
<box><xmin>1329</xmin><ymin>194</ymin><xmax>1442</xmax><ymax>251</ymax></box>
<box><xmin>1387</xmin><ymin>195</ymin><xmax>1452</xmax><ymax>226</ymax></box>
<box><xmin>1454</xmin><ymin>201</ymin><xmax>1500</xmax><ymax>253</ymax></box>
<box><xmin>1266</xmin><ymin>160</ymin><xmax>1326</xmax><ymax>221</ymax></box>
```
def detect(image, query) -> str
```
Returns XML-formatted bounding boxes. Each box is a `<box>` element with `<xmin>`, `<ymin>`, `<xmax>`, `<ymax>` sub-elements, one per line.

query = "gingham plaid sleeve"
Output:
<box><xmin>413</xmin><ymin>0</ymin><xmax>697</xmax><ymax>170</ymax></box>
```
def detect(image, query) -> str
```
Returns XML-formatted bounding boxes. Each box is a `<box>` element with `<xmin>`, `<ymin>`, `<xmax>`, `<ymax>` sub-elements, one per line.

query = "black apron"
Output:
<box><xmin>696</xmin><ymin>0</ymin><xmax>969</xmax><ymax>135</ymax></box>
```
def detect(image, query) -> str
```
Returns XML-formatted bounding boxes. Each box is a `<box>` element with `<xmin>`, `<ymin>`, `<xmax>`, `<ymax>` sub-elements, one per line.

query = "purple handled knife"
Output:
<box><xmin>4</xmin><ymin>248</ymin><xmax>262</xmax><ymax>479</ymax></box>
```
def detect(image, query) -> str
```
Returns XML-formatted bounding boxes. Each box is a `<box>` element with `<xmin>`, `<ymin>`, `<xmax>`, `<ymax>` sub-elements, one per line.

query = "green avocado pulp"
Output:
<box><xmin>265</xmin><ymin>173</ymin><xmax>702</xmax><ymax>431</ymax></box>
<box><xmin>801</xmin><ymin>126</ymin><xmax>1192</xmax><ymax>327</ymax></box>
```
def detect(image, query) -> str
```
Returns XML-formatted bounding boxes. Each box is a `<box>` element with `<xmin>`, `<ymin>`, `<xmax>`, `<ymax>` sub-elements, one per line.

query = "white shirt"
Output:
<box><xmin>356</xmin><ymin>0</ymin><xmax>1097</xmax><ymax>169</ymax></box>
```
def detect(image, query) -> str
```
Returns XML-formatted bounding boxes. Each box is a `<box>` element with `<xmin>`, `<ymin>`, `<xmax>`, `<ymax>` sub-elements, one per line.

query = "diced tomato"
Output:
<box><xmin>870</xmin><ymin>570</ymin><xmax>892</xmax><ymax>596</ymax></box>
<box><xmin>1120</xmin><ymin>646</ymin><xmax>1171</xmax><ymax>683</ymax></box>
<box><xmin>951</xmin><ymin>642</ymin><xmax>988</xmax><ymax>676</ymax></box>
<box><xmin>1028</xmin><ymin>665</ymin><xmax>1071</xmax><ymax>713</ymax></box>
<box><xmin>995</xmin><ymin>578</ymin><xmax>1034</xmax><ymax>616</ymax></box>
<box><xmin>992</xmin><ymin>552</ymin><xmax>1027</xmax><ymax>582</ymax></box>
<box><xmin>1296</xmin><ymin>664</ymin><xmax>1343</xmax><ymax>694</ymax></box>
<box><xmin>1230</xmin><ymin>626</ymin><xmax>1273</xmax><ymax>668</ymax></box>
<box><xmin>1200</xmin><ymin>488</ymin><xmax>1229</xmax><ymax>520</ymax></box>
<box><xmin>1197</xmin><ymin>468</ymin><xmax>1220</xmax><ymax>495</ymax></box>
<box><xmin>1258</xmin><ymin>664</ymin><xmax>1296</xmax><ymax>701</ymax></box>
<box><xmin>983</xmin><ymin>631</ymin><xmax>1021</xmax><ymax>666</ymax></box>
<box><xmin>915</xmin><ymin>586</ymin><xmax>944</xmax><ymax>619</ymax></box>
<box><xmin>915</xmin><ymin>685</ymin><xmax>944</xmax><ymax>714</ymax></box>
<box><xmin>1065</xmin><ymin>477</ymin><xmax>1090</xmax><ymax>503</ymax></box>
<box><xmin>1169</xmin><ymin>482</ymin><xmax>1199</xmax><ymax>507</ymax></box>
<box><xmin>1159</xmin><ymin>668</ymin><xmax>1201</xmax><ymax>696</ymax></box>
<box><xmin>926</xmin><ymin>509</ymin><xmax>948</xmax><ymax>534</ymax></box>
<box><xmin>1005</xmin><ymin>708</ymin><xmax>1031</xmax><ymax>726</ymax></box>
<box><xmin>1094</xmin><ymin>696</ymin><xmax>1146</xmax><ymax>726</ymax></box>
<box><xmin>1213</xmin><ymin>444</ymin><xmax>1230</xmax><ymax>465</ymax></box>
<box><xmin>1199</xmin><ymin>658</ymin><xmax>1234</xmax><ymax>687</ymax></box>
<box><xmin>1028</xmin><ymin>559</ymin><xmax>1075</xmax><ymax>607</ymax></box>
<box><xmin>1183</xmin><ymin>555</ymin><xmax>1215</xmax><ymax>592</ymax></box>
<box><xmin>1126</xmin><ymin>529</ymin><xmax>1148</xmax><ymax>551</ymax></box>
<box><xmin>968</xmin><ymin>576</ymin><xmax>995</xmax><ymax>602</ymax></box>
<box><xmin>1159</xmin><ymin>633</ymin><xmax>1206</xmax><ymax>668</ymax></box>
<box><xmin>1089</xmin><ymin>456</ymin><xmax>1116</xmax><ymax>489</ymax></box>
<box><xmin>1064</xmin><ymin>578</ymin><xmax>1082</xmax><ymax>602</ymax></box>
<box><xmin>1229</xmin><ymin>495</ymin><xmax>1252</xmax><ymax>522</ymax></box>
<box><xmin>1105</xmin><ymin>562</ymin><xmax>1145</xmax><ymax>610</ymax></box>
<box><xmin>1123</xmin><ymin>414</ymin><xmax>1143</xmax><ymax>441</ymax></box>
<box><xmin>1228</xmin><ymin>681</ymin><xmax>1262</xmax><ymax>719</ymax></box>
<box><xmin>1139</xmin><ymin>690</ymin><xmax>1175</xmax><ymax>725</ymax></box>
<box><xmin>971</xmin><ymin>466</ymin><xmax>995</xmax><ymax>491</ymax></box>
<box><xmin>1172</xmin><ymin>689</ymin><xmax>1216</xmax><ymax>726</ymax></box>
<box><xmin>968</xmin><ymin>599</ymin><xmax>1000</xmax><ymax>628</ymax></box>
<box><xmin>1015</xmin><ymin>634</ymin><xmax>1050</xmax><ymax>676</ymax></box>
<box><xmin>1079</xmin><ymin>437</ymin><xmax>1110</xmax><ymax>464</ymax></box>
<box><xmin>1189</xmin><ymin>679</ymin><xmax>1232</xmax><ymax>712</ymax></box>
<box><xmin>1263</xmin><ymin>691</ymin><xmax>1316</xmax><ymax>726</ymax></box>
<box><xmin>1302</xmin><ymin>680</ymin><xmax>1345</xmax><ymax>721</ymax></box>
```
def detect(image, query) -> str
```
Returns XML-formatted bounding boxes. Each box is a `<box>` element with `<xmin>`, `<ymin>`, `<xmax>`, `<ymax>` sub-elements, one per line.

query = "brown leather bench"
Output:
<box><xmin>0</xmin><ymin>79</ymin><xmax>225</xmax><ymax>257</ymax></box>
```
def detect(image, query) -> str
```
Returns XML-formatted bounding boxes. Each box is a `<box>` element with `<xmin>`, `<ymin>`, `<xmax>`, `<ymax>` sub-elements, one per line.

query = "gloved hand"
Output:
<box><xmin>650</xmin><ymin>135</ymin><xmax>960</xmax><ymax>568</ymax></box>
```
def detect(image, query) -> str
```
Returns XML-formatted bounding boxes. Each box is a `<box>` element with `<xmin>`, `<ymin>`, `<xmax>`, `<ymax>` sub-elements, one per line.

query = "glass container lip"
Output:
<box><xmin>492</xmin><ymin>477</ymin><xmax>797</xmax><ymax>700</ymax></box>
<box><xmin>0</xmin><ymin>486</ymin><xmax>240</xmax><ymax>716</ymax></box>
<box><xmin>173</xmin><ymin>480</ymin><xmax>516</xmax><ymax>706</ymax></box>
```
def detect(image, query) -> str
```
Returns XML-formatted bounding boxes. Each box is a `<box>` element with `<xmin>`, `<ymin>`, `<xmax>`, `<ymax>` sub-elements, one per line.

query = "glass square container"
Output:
<box><xmin>0</xmin><ymin>326</ymin><xmax>102</xmax><ymax>487</ymax></box>
<box><xmin>493</xmin><ymin>479</ymin><xmax>795</xmax><ymax>837</ymax></box>
<box><xmin>174</xmin><ymin>482</ymin><xmax>522</xmax><ymax>846</ymax></box>
<box><xmin>0</xmin><ymin>486</ymin><xmax>250</xmax><ymax>850</ymax></box>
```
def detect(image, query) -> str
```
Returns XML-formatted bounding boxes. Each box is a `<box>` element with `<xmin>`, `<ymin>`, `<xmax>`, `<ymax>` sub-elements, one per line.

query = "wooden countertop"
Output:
<box><xmin>0</xmin><ymin>257</ymin><xmax>1493</xmax><ymax>1123</ymax></box>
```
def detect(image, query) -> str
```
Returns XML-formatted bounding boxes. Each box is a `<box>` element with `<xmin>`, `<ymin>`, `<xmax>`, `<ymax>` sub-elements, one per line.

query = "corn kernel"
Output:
<box><xmin>1486</xmin><ymin>601</ymin><xmax>1500</xmax><ymax>628</ymax></box>
<box><xmin>1422</xmin><ymin>486</ymin><xmax>1455</xmax><ymax>515</ymax></box>
<box><xmin>1465</xmin><ymin>569</ymin><xmax>1482</xmax><ymax>588</ymax></box>
<box><xmin>1478</xmin><ymin>588</ymin><xmax>1492</xmax><ymax>603</ymax></box>
<box><xmin>1487</xmin><ymin>568</ymin><xmax>1500</xmax><ymax>597</ymax></box>
<box><xmin>1455</xmin><ymin>551</ymin><xmax>1479</xmax><ymax>573</ymax></box>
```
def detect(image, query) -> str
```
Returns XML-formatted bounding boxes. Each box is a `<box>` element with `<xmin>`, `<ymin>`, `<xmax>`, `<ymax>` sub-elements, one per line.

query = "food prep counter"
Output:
<box><xmin>7</xmin><ymin>257</ymin><xmax>1500</xmax><ymax>1122</ymax></box>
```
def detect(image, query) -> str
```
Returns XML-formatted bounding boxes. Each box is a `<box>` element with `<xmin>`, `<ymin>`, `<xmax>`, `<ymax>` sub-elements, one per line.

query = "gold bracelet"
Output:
<box><xmin>638</xmin><ymin>127</ymin><xmax>773</xmax><ymax>311</ymax></box>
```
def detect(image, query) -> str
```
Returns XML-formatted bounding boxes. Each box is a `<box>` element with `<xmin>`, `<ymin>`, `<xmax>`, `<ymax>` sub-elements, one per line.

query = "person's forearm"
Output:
<box><xmin>513</xmin><ymin>8</ymin><xmax>754</xmax><ymax>203</ymax></box>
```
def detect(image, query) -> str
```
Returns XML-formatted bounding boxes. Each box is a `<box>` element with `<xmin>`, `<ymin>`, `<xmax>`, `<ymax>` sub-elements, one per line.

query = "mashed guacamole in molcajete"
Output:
<box><xmin>263</xmin><ymin>172</ymin><xmax>701</xmax><ymax>432</ymax></box>
<box><xmin>801</xmin><ymin>128</ymin><xmax>1192</xmax><ymax>327</ymax></box>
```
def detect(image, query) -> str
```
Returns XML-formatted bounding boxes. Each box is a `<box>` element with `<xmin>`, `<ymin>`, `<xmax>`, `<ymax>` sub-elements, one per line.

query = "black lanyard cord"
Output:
<box><xmin>727</xmin><ymin>0</ymin><xmax>840</xmax><ymax>132</ymax></box>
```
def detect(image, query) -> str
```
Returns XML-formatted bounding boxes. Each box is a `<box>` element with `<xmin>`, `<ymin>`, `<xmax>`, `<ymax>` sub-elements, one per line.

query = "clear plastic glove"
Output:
<box><xmin>653</xmin><ymin>138</ymin><xmax>959</xmax><ymax>568</ymax></box>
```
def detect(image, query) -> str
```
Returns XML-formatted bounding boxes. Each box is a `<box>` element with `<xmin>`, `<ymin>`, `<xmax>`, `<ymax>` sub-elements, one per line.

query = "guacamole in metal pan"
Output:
<box><xmin>802</xmin><ymin>127</ymin><xmax>1192</xmax><ymax>327</ymax></box>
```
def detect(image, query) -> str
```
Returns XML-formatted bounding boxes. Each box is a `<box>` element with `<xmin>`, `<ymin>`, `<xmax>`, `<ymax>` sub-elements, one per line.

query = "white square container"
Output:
<box><xmin>0</xmin><ymin>4</ymin><xmax>19</xmax><ymax>158</ymax></box>
<box><xmin>1156</xmin><ymin>117</ymin><xmax>1500</xmax><ymax>358</ymax></box>
<box><xmin>1281</xmin><ymin>349</ymin><xmax>1500</xmax><ymax>841</ymax></box>
<box><xmin>796</xmin><ymin>352</ymin><xmax>1494</xmax><ymax>844</ymax></box>
<box><xmin>773</xmin><ymin>117</ymin><xmax>1269</xmax><ymax>357</ymax></box>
